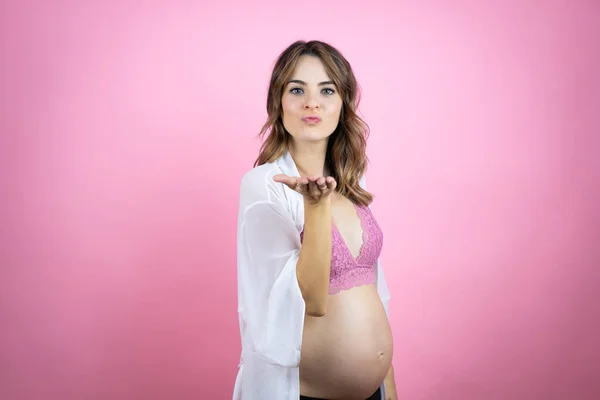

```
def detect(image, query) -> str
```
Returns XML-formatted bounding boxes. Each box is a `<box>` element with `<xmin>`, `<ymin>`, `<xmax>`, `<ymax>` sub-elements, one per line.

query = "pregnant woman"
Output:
<box><xmin>233</xmin><ymin>40</ymin><xmax>396</xmax><ymax>400</ymax></box>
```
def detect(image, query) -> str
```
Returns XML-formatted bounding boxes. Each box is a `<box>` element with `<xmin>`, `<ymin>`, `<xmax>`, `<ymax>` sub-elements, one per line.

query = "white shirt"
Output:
<box><xmin>233</xmin><ymin>150</ymin><xmax>391</xmax><ymax>400</ymax></box>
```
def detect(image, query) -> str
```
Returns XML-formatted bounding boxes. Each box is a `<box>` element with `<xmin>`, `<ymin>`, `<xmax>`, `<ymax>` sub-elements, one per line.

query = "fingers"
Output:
<box><xmin>272</xmin><ymin>174</ymin><xmax>290</xmax><ymax>187</ymax></box>
<box><xmin>316</xmin><ymin>177</ymin><xmax>327</xmax><ymax>190</ymax></box>
<box><xmin>308</xmin><ymin>180</ymin><xmax>320</xmax><ymax>198</ymax></box>
<box><xmin>326</xmin><ymin>176</ymin><xmax>337</xmax><ymax>191</ymax></box>
<box><xmin>312</xmin><ymin>177</ymin><xmax>335</xmax><ymax>192</ymax></box>
<box><xmin>273</xmin><ymin>174</ymin><xmax>302</xmax><ymax>191</ymax></box>
<box><xmin>273</xmin><ymin>174</ymin><xmax>337</xmax><ymax>200</ymax></box>
<box><xmin>295</xmin><ymin>176</ymin><xmax>308</xmax><ymax>191</ymax></box>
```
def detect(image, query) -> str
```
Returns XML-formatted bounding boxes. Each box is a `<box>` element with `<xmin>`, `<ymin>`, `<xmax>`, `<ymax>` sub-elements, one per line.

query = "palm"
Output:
<box><xmin>273</xmin><ymin>174</ymin><xmax>336</xmax><ymax>204</ymax></box>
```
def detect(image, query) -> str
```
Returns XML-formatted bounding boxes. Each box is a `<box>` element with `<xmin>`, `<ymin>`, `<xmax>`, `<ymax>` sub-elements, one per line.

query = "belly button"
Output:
<box><xmin>377</xmin><ymin>351</ymin><xmax>384</xmax><ymax>360</ymax></box>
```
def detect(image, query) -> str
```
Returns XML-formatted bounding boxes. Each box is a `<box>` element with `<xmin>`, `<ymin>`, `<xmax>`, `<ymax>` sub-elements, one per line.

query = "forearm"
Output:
<box><xmin>296</xmin><ymin>199</ymin><xmax>332</xmax><ymax>316</ymax></box>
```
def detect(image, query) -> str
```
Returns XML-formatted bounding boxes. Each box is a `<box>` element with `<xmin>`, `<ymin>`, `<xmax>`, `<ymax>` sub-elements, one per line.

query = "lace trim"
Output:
<box><xmin>299</xmin><ymin>203</ymin><xmax>383</xmax><ymax>295</ymax></box>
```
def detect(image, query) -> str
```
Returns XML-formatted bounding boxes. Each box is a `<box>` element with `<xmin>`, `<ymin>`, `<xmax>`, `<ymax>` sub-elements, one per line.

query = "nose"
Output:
<box><xmin>303</xmin><ymin>93</ymin><xmax>320</xmax><ymax>110</ymax></box>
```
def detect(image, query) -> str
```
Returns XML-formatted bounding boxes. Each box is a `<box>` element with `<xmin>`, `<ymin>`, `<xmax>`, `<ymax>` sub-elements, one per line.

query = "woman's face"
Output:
<box><xmin>281</xmin><ymin>55</ymin><xmax>343</xmax><ymax>144</ymax></box>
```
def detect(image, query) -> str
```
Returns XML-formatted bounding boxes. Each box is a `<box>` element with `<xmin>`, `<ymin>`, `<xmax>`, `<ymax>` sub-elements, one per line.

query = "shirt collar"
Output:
<box><xmin>276</xmin><ymin>148</ymin><xmax>300</xmax><ymax>178</ymax></box>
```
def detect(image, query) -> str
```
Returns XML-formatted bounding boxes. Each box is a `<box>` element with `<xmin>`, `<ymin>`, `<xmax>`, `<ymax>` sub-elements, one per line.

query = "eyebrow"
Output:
<box><xmin>287</xmin><ymin>79</ymin><xmax>335</xmax><ymax>86</ymax></box>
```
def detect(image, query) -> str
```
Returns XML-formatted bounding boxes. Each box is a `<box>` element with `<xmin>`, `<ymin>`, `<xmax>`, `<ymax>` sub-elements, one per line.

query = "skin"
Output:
<box><xmin>272</xmin><ymin>55</ymin><xmax>397</xmax><ymax>400</ymax></box>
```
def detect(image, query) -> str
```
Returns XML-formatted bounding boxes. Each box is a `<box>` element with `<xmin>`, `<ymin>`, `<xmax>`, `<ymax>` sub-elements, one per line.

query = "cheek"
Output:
<box><xmin>281</xmin><ymin>96</ymin><xmax>297</xmax><ymax>132</ymax></box>
<box><xmin>281</xmin><ymin>95</ymin><xmax>298</xmax><ymax>114</ymax></box>
<box><xmin>328</xmin><ymin>99</ymin><xmax>343</xmax><ymax>117</ymax></box>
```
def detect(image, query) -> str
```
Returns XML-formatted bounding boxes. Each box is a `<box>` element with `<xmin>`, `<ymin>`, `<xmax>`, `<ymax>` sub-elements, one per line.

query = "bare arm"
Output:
<box><xmin>273</xmin><ymin>173</ymin><xmax>336</xmax><ymax>317</ymax></box>
<box><xmin>383</xmin><ymin>364</ymin><xmax>397</xmax><ymax>399</ymax></box>
<box><xmin>297</xmin><ymin>199</ymin><xmax>332</xmax><ymax>316</ymax></box>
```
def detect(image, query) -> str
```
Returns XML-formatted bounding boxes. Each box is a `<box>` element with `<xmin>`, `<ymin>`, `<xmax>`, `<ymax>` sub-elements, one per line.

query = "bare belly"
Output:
<box><xmin>299</xmin><ymin>284</ymin><xmax>393</xmax><ymax>400</ymax></box>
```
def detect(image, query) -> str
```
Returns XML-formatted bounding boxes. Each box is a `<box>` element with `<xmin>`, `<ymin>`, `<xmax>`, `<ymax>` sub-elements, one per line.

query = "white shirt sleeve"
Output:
<box><xmin>376</xmin><ymin>259</ymin><xmax>391</xmax><ymax>315</ymax></box>
<box><xmin>239</xmin><ymin>200</ymin><xmax>305</xmax><ymax>366</ymax></box>
<box><xmin>237</xmin><ymin>167</ymin><xmax>305</xmax><ymax>367</ymax></box>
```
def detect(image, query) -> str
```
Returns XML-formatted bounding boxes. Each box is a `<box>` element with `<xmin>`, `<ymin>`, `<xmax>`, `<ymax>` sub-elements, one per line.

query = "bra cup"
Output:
<box><xmin>300</xmin><ymin>205</ymin><xmax>383</xmax><ymax>295</ymax></box>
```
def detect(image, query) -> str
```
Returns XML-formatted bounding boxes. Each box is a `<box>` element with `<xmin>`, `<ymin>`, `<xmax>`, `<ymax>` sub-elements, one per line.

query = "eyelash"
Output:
<box><xmin>290</xmin><ymin>87</ymin><xmax>336</xmax><ymax>96</ymax></box>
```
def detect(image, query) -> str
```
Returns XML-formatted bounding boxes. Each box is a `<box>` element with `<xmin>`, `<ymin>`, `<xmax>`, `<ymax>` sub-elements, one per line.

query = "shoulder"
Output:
<box><xmin>239</xmin><ymin>161</ymin><xmax>287</xmax><ymax>208</ymax></box>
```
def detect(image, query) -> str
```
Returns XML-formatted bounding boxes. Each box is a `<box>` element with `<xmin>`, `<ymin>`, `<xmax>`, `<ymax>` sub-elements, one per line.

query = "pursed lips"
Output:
<box><xmin>302</xmin><ymin>116</ymin><xmax>322</xmax><ymax>123</ymax></box>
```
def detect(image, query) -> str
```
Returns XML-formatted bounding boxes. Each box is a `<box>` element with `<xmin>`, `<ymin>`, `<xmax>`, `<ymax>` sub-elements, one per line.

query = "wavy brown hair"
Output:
<box><xmin>253</xmin><ymin>40</ymin><xmax>374</xmax><ymax>206</ymax></box>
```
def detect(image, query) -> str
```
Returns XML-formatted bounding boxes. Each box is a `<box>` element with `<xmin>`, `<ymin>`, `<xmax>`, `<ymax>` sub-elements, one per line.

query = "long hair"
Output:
<box><xmin>253</xmin><ymin>40</ymin><xmax>374</xmax><ymax>206</ymax></box>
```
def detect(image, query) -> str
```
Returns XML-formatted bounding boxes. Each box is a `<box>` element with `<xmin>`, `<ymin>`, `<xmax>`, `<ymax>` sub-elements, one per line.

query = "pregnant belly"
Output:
<box><xmin>299</xmin><ymin>284</ymin><xmax>393</xmax><ymax>400</ymax></box>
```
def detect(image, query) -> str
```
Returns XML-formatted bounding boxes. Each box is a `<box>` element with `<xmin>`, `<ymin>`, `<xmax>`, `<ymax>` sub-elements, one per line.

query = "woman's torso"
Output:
<box><xmin>299</xmin><ymin>194</ymin><xmax>393</xmax><ymax>400</ymax></box>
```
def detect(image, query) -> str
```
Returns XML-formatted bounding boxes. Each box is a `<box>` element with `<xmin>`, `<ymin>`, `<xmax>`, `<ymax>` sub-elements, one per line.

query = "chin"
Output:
<box><xmin>299</xmin><ymin>135</ymin><xmax>331</xmax><ymax>143</ymax></box>
<box><xmin>297</xmin><ymin>128</ymin><xmax>334</xmax><ymax>141</ymax></box>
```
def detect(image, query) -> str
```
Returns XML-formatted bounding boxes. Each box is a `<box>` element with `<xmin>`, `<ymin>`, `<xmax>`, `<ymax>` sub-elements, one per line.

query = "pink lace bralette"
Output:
<box><xmin>300</xmin><ymin>203</ymin><xmax>384</xmax><ymax>295</ymax></box>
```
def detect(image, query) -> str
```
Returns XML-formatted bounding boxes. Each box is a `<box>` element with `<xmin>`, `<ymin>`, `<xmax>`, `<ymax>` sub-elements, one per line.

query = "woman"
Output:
<box><xmin>233</xmin><ymin>40</ymin><xmax>396</xmax><ymax>400</ymax></box>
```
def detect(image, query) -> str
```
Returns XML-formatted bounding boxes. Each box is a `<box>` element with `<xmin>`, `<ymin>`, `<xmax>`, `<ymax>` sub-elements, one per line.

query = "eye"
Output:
<box><xmin>290</xmin><ymin>87</ymin><xmax>304</xmax><ymax>95</ymax></box>
<box><xmin>322</xmin><ymin>88</ymin><xmax>336</xmax><ymax>95</ymax></box>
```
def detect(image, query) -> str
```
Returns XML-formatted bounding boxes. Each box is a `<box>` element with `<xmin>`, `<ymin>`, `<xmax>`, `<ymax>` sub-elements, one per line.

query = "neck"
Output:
<box><xmin>288</xmin><ymin>139</ymin><xmax>330</xmax><ymax>177</ymax></box>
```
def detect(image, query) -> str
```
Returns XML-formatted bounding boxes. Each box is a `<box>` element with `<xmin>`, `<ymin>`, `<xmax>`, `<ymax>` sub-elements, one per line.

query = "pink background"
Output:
<box><xmin>1</xmin><ymin>1</ymin><xmax>599</xmax><ymax>399</ymax></box>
